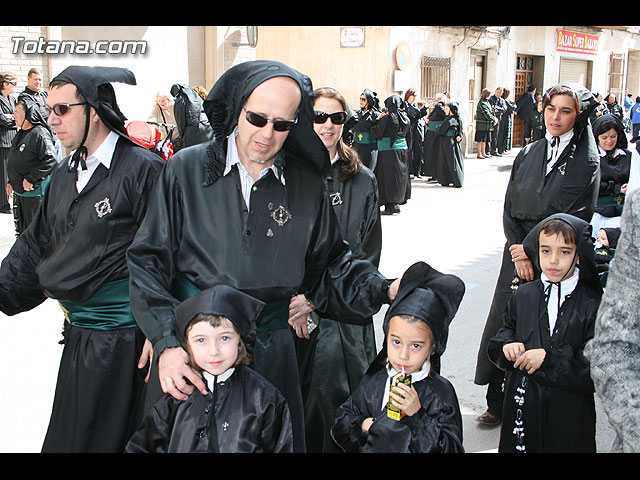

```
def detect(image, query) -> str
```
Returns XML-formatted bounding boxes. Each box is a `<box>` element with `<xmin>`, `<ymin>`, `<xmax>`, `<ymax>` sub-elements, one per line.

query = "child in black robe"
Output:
<box><xmin>594</xmin><ymin>227</ymin><xmax>621</xmax><ymax>287</ymax></box>
<box><xmin>331</xmin><ymin>261</ymin><xmax>466</xmax><ymax>453</ymax></box>
<box><xmin>488</xmin><ymin>213</ymin><xmax>602</xmax><ymax>453</ymax></box>
<box><xmin>125</xmin><ymin>285</ymin><xmax>293</xmax><ymax>453</ymax></box>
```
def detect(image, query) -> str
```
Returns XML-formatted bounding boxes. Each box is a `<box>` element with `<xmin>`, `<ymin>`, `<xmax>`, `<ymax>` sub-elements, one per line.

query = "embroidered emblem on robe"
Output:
<box><xmin>95</xmin><ymin>197</ymin><xmax>112</xmax><ymax>218</ymax></box>
<box><xmin>330</xmin><ymin>192</ymin><xmax>343</xmax><ymax>206</ymax></box>
<box><xmin>269</xmin><ymin>204</ymin><xmax>292</xmax><ymax>227</ymax></box>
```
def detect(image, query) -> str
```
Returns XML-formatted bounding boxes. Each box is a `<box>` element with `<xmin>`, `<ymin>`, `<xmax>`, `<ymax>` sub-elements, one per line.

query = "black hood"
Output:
<box><xmin>51</xmin><ymin>65</ymin><xmax>136</xmax><ymax>140</ymax></box>
<box><xmin>50</xmin><ymin>65</ymin><xmax>137</xmax><ymax>171</ymax></box>
<box><xmin>381</xmin><ymin>261</ymin><xmax>465</xmax><ymax>357</ymax></box>
<box><xmin>523</xmin><ymin>212</ymin><xmax>602</xmax><ymax>296</ymax></box>
<box><xmin>18</xmin><ymin>95</ymin><xmax>52</xmax><ymax>135</ymax></box>
<box><xmin>203</xmin><ymin>60</ymin><xmax>329</xmax><ymax>175</ymax></box>
<box><xmin>175</xmin><ymin>284</ymin><xmax>265</xmax><ymax>347</ymax></box>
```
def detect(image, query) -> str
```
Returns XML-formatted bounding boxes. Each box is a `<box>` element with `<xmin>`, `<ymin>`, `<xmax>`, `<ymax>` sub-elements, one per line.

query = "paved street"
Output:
<box><xmin>0</xmin><ymin>147</ymin><xmax>616</xmax><ymax>453</ymax></box>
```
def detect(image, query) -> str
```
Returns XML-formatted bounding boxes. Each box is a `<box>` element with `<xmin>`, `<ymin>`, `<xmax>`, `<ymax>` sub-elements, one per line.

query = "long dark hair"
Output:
<box><xmin>313</xmin><ymin>87</ymin><xmax>362</xmax><ymax>181</ymax></box>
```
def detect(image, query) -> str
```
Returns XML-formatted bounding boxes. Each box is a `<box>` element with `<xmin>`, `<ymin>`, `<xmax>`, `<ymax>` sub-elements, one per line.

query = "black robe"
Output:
<box><xmin>475</xmin><ymin>120</ymin><xmax>599</xmax><ymax>387</ymax></box>
<box><xmin>127</xmin><ymin>140</ymin><xmax>390</xmax><ymax>453</ymax></box>
<box><xmin>352</xmin><ymin>108</ymin><xmax>379</xmax><ymax>171</ymax></box>
<box><xmin>434</xmin><ymin>115</ymin><xmax>464</xmax><ymax>188</ymax></box>
<box><xmin>421</xmin><ymin>101</ymin><xmax>446</xmax><ymax>178</ymax></box>
<box><xmin>331</xmin><ymin>365</ymin><xmax>464</xmax><ymax>453</ymax></box>
<box><xmin>0</xmin><ymin>137</ymin><xmax>164</xmax><ymax>452</ymax></box>
<box><xmin>125</xmin><ymin>366</ymin><xmax>293</xmax><ymax>453</ymax></box>
<box><xmin>296</xmin><ymin>159</ymin><xmax>382</xmax><ymax>452</ymax></box>
<box><xmin>371</xmin><ymin>109</ymin><xmax>410</xmax><ymax>206</ymax></box>
<box><xmin>488</xmin><ymin>280</ymin><xmax>600</xmax><ymax>452</ymax></box>
<box><xmin>596</xmin><ymin>148</ymin><xmax>632</xmax><ymax>207</ymax></box>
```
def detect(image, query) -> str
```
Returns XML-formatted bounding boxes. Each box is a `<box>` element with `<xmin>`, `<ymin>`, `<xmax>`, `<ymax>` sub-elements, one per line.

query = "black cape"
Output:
<box><xmin>330</xmin><ymin>366</ymin><xmax>464</xmax><ymax>453</ymax></box>
<box><xmin>434</xmin><ymin>113</ymin><xmax>464</xmax><ymax>188</ymax></box>
<box><xmin>488</xmin><ymin>213</ymin><xmax>601</xmax><ymax>453</ymax></box>
<box><xmin>125</xmin><ymin>366</ymin><xmax>293</xmax><ymax>453</ymax></box>
<box><xmin>475</xmin><ymin>83</ymin><xmax>600</xmax><ymax>386</ymax></box>
<box><xmin>297</xmin><ymin>158</ymin><xmax>382</xmax><ymax>452</ymax></box>
<box><xmin>371</xmin><ymin>96</ymin><xmax>410</xmax><ymax>205</ymax></box>
<box><xmin>126</xmin><ymin>60</ymin><xmax>390</xmax><ymax>452</ymax></box>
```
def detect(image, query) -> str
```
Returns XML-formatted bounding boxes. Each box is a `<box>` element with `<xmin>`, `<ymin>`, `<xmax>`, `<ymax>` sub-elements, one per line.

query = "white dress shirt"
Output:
<box><xmin>224</xmin><ymin>127</ymin><xmax>285</xmax><ymax>208</ymax></box>
<box><xmin>69</xmin><ymin>130</ymin><xmax>119</xmax><ymax>193</ymax></box>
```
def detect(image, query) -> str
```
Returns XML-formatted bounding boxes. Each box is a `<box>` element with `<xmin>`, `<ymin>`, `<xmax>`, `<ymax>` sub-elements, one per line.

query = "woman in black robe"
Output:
<box><xmin>295</xmin><ymin>86</ymin><xmax>382</xmax><ymax>453</ymax></box>
<box><xmin>352</xmin><ymin>88</ymin><xmax>380</xmax><ymax>172</ymax></box>
<box><xmin>404</xmin><ymin>88</ymin><xmax>427</xmax><ymax>176</ymax></box>
<box><xmin>590</xmin><ymin>114</ymin><xmax>636</xmax><ymax>232</ymax></box>
<box><xmin>372</xmin><ymin>94</ymin><xmax>410</xmax><ymax>215</ymax></box>
<box><xmin>434</xmin><ymin>101</ymin><xmax>464</xmax><ymax>188</ymax></box>
<box><xmin>421</xmin><ymin>94</ymin><xmax>447</xmax><ymax>179</ymax></box>
<box><xmin>474</xmin><ymin>83</ymin><xmax>600</xmax><ymax>426</ymax></box>
<box><xmin>488</xmin><ymin>213</ymin><xmax>602</xmax><ymax>452</ymax></box>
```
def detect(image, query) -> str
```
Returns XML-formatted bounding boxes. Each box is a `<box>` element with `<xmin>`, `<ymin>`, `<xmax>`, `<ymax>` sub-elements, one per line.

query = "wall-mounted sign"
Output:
<box><xmin>556</xmin><ymin>29</ymin><xmax>599</xmax><ymax>55</ymax></box>
<box><xmin>395</xmin><ymin>41</ymin><xmax>412</xmax><ymax>70</ymax></box>
<box><xmin>340</xmin><ymin>26</ymin><xmax>365</xmax><ymax>48</ymax></box>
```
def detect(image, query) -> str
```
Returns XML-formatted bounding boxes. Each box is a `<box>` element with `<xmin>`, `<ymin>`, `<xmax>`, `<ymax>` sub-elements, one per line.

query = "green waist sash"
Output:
<box><xmin>377</xmin><ymin>136</ymin><xmax>408</xmax><ymax>151</ymax></box>
<box><xmin>58</xmin><ymin>278</ymin><xmax>135</xmax><ymax>330</ymax></box>
<box><xmin>427</xmin><ymin>120</ymin><xmax>443</xmax><ymax>132</ymax></box>
<box><xmin>15</xmin><ymin>176</ymin><xmax>50</xmax><ymax>198</ymax></box>
<box><xmin>598</xmin><ymin>194</ymin><xmax>625</xmax><ymax>206</ymax></box>
<box><xmin>172</xmin><ymin>273</ymin><xmax>289</xmax><ymax>332</ymax></box>
<box><xmin>354</xmin><ymin>131</ymin><xmax>376</xmax><ymax>145</ymax></box>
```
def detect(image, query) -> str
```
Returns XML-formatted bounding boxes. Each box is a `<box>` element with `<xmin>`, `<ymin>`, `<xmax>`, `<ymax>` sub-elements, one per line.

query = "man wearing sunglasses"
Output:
<box><xmin>127</xmin><ymin>60</ymin><xmax>400</xmax><ymax>453</ymax></box>
<box><xmin>0</xmin><ymin>65</ymin><xmax>164</xmax><ymax>453</ymax></box>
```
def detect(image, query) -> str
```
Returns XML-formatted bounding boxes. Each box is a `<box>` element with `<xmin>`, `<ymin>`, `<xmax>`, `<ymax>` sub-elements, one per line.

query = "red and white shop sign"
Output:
<box><xmin>556</xmin><ymin>29</ymin><xmax>599</xmax><ymax>55</ymax></box>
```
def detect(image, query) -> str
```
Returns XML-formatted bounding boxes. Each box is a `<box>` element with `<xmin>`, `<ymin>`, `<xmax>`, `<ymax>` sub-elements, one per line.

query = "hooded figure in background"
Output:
<box><xmin>352</xmin><ymin>88</ymin><xmax>380</xmax><ymax>171</ymax></box>
<box><xmin>590</xmin><ymin>113</ymin><xmax>637</xmax><ymax>232</ymax></box>
<box><xmin>7</xmin><ymin>96</ymin><xmax>57</xmax><ymax>235</ymax></box>
<box><xmin>127</xmin><ymin>60</ymin><xmax>397</xmax><ymax>452</ymax></box>
<box><xmin>474</xmin><ymin>82</ymin><xmax>600</xmax><ymax>427</ymax></box>
<box><xmin>169</xmin><ymin>83</ymin><xmax>214</xmax><ymax>152</ymax></box>
<box><xmin>434</xmin><ymin>101</ymin><xmax>464</xmax><ymax>188</ymax></box>
<box><xmin>0</xmin><ymin>65</ymin><xmax>164</xmax><ymax>453</ymax></box>
<box><xmin>372</xmin><ymin>94</ymin><xmax>411</xmax><ymax>215</ymax></box>
<box><xmin>331</xmin><ymin>261</ymin><xmax>466</xmax><ymax>453</ymax></box>
<box><xmin>488</xmin><ymin>213</ymin><xmax>601</xmax><ymax>453</ymax></box>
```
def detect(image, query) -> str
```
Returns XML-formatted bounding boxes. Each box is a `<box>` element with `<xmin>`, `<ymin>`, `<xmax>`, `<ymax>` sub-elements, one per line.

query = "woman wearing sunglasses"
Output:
<box><xmin>371</xmin><ymin>94</ymin><xmax>411</xmax><ymax>215</ymax></box>
<box><xmin>294</xmin><ymin>87</ymin><xmax>382</xmax><ymax>452</ymax></box>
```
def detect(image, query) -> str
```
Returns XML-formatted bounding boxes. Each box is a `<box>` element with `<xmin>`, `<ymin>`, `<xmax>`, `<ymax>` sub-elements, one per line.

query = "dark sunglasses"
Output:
<box><xmin>243</xmin><ymin>107</ymin><xmax>297</xmax><ymax>132</ymax></box>
<box><xmin>313</xmin><ymin>110</ymin><xmax>347</xmax><ymax>125</ymax></box>
<box><xmin>45</xmin><ymin>102</ymin><xmax>87</xmax><ymax>116</ymax></box>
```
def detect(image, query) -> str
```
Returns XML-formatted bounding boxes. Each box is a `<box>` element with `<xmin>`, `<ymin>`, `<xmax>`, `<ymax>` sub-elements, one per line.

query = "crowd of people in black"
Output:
<box><xmin>1</xmin><ymin>60</ymin><xmax>640</xmax><ymax>455</ymax></box>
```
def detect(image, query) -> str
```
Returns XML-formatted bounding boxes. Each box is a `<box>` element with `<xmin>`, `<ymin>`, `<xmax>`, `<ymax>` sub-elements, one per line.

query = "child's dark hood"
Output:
<box><xmin>523</xmin><ymin>213</ymin><xmax>602</xmax><ymax>295</ymax></box>
<box><xmin>203</xmin><ymin>60</ymin><xmax>330</xmax><ymax>175</ymax></box>
<box><xmin>175</xmin><ymin>285</ymin><xmax>265</xmax><ymax>346</ymax></box>
<box><xmin>603</xmin><ymin>227</ymin><xmax>621</xmax><ymax>249</ymax></box>
<box><xmin>381</xmin><ymin>261</ymin><xmax>466</xmax><ymax>357</ymax></box>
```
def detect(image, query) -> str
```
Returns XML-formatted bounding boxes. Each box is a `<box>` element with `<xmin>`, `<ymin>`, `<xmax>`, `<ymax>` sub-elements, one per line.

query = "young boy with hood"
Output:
<box><xmin>330</xmin><ymin>261</ymin><xmax>466</xmax><ymax>453</ymax></box>
<box><xmin>488</xmin><ymin>213</ymin><xmax>602</xmax><ymax>453</ymax></box>
<box><xmin>125</xmin><ymin>284</ymin><xmax>293</xmax><ymax>453</ymax></box>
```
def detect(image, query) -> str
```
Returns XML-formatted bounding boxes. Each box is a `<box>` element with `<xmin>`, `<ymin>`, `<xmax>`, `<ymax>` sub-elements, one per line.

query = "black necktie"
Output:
<box><xmin>548</xmin><ymin>136</ymin><xmax>559</xmax><ymax>163</ymax></box>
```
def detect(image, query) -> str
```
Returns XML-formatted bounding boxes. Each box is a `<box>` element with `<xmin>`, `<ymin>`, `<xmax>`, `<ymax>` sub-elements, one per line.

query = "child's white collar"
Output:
<box><xmin>203</xmin><ymin>368</ymin><xmax>235</xmax><ymax>391</ymax></box>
